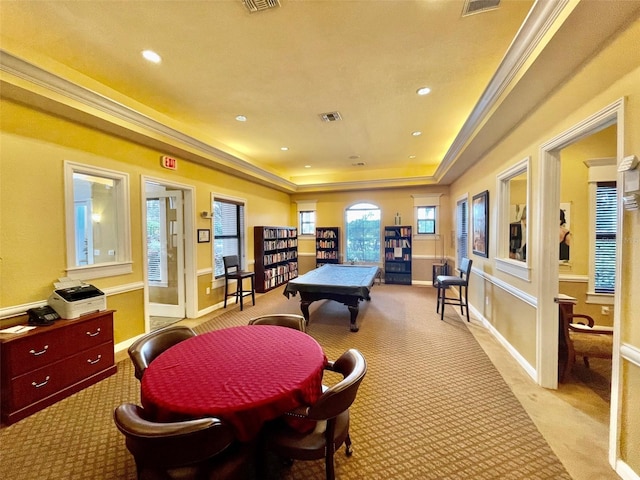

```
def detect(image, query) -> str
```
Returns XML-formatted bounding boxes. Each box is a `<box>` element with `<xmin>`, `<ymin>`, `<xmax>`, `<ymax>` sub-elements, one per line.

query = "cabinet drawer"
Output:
<box><xmin>7</xmin><ymin>342</ymin><xmax>114</xmax><ymax>410</ymax></box>
<box><xmin>65</xmin><ymin>316</ymin><xmax>114</xmax><ymax>348</ymax></box>
<box><xmin>3</xmin><ymin>315</ymin><xmax>113</xmax><ymax>378</ymax></box>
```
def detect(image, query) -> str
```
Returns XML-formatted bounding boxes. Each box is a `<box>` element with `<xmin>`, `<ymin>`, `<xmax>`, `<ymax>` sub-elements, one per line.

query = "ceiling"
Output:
<box><xmin>0</xmin><ymin>1</ymin><xmax>638</xmax><ymax>192</ymax></box>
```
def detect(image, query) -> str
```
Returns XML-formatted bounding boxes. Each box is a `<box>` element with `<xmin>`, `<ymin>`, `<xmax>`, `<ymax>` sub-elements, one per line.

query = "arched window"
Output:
<box><xmin>345</xmin><ymin>203</ymin><xmax>381</xmax><ymax>263</ymax></box>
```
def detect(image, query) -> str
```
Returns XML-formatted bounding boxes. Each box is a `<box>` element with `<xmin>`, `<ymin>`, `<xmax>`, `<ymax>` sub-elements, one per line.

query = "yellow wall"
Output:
<box><xmin>291</xmin><ymin>187</ymin><xmax>451</xmax><ymax>281</ymax></box>
<box><xmin>450</xmin><ymin>19</ymin><xmax>640</xmax><ymax>471</ymax></box>
<box><xmin>0</xmin><ymin>99</ymin><xmax>291</xmax><ymax>340</ymax></box>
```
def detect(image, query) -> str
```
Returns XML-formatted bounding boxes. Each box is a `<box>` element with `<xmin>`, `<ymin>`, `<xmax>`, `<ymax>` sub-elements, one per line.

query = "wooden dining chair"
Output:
<box><xmin>556</xmin><ymin>296</ymin><xmax>613</xmax><ymax>382</ymax></box>
<box><xmin>127</xmin><ymin>326</ymin><xmax>196</xmax><ymax>381</ymax></box>
<box><xmin>435</xmin><ymin>257</ymin><xmax>473</xmax><ymax>322</ymax></box>
<box><xmin>248</xmin><ymin>314</ymin><xmax>306</xmax><ymax>332</ymax></box>
<box><xmin>113</xmin><ymin>403</ymin><xmax>253</xmax><ymax>480</ymax></box>
<box><xmin>262</xmin><ymin>348</ymin><xmax>367</xmax><ymax>480</ymax></box>
<box><xmin>223</xmin><ymin>255</ymin><xmax>256</xmax><ymax>311</ymax></box>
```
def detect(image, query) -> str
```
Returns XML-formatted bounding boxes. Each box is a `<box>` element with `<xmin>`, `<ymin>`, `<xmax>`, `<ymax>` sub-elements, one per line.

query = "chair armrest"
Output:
<box><xmin>567</xmin><ymin>313</ymin><xmax>594</xmax><ymax>327</ymax></box>
<box><xmin>569</xmin><ymin>322</ymin><xmax>614</xmax><ymax>335</ymax></box>
<box><xmin>284</xmin><ymin>405</ymin><xmax>310</xmax><ymax>418</ymax></box>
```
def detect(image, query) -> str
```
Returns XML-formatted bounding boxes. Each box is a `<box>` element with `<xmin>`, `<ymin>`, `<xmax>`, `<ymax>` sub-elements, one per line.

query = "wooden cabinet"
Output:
<box><xmin>384</xmin><ymin>226</ymin><xmax>412</xmax><ymax>285</ymax></box>
<box><xmin>254</xmin><ymin>226</ymin><xmax>298</xmax><ymax>293</ymax></box>
<box><xmin>315</xmin><ymin>227</ymin><xmax>339</xmax><ymax>267</ymax></box>
<box><xmin>0</xmin><ymin>310</ymin><xmax>117</xmax><ymax>425</ymax></box>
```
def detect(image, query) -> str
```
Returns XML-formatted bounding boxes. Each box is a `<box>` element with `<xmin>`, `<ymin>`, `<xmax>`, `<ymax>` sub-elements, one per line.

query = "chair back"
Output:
<box><xmin>128</xmin><ymin>326</ymin><xmax>196</xmax><ymax>380</ymax></box>
<box><xmin>113</xmin><ymin>403</ymin><xmax>235</xmax><ymax>469</ymax></box>
<box><xmin>308</xmin><ymin>349</ymin><xmax>367</xmax><ymax>421</ymax></box>
<box><xmin>248</xmin><ymin>314</ymin><xmax>306</xmax><ymax>332</ymax></box>
<box><xmin>459</xmin><ymin>257</ymin><xmax>473</xmax><ymax>283</ymax></box>
<box><xmin>223</xmin><ymin>255</ymin><xmax>240</xmax><ymax>275</ymax></box>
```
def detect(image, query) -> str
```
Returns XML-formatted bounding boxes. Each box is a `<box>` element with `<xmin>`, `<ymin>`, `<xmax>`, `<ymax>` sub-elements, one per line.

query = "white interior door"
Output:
<box><xmin>146</xmin><ymin>188</ymin><xmax>185</xmax><ymax>318</ymax></box>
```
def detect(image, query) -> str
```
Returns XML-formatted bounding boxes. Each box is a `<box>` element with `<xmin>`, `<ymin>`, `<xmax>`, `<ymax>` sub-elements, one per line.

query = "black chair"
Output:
<box><xmin>113</xmin><ymin>403</ymin><xmax>253</xmax><ymax>480</ymax></box>
<box><xmin>128</xmin><ymin>325</ymin><xmax>196</xmax><ymax>381</ymax></box>
<box><xmin>223</xmin><ymin>255</ymin><xmax>255</xmax><ymax>311</ymax></box>
<box><xmin>436</xmin><ymin>257</ymin><xmax>473</xmax><ymax>322</ymax></box>
<box><xmin>262</xmin><ymin>349</ymin><xmax>367</xmax><ymax>480</ymax></box>
<box><xmin>248</xmin><ymin>314</ymin><xmax>306</xmax><ymax>332</ymax></box>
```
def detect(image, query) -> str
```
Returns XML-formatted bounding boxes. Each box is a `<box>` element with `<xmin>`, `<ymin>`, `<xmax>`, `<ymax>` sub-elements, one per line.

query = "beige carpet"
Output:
<box><xmin>0</xmin><ymin>284</ymin><xmax>570</xmax><ymax>479</ymax></box>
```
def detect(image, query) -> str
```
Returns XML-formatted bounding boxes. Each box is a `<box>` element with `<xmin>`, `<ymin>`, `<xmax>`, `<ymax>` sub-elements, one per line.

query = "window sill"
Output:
<box><xmin>496</xmin><ymin>257</ymin><xmax>530</xmax><ymax>281</ymax></box>
<box><xmin>585</xmin><ymin>292</ymin><xmax>614</xmax><ymax>305</ymax></box>
<box><xmin>66</xmin><ymin>262</ymin><xmax>133</xmax><ymax>281</ymax></box>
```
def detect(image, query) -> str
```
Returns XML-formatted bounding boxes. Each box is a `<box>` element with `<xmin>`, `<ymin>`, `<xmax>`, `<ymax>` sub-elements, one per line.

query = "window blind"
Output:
<box><xmin>457</xmin><ymin>199</ymin><xmax>468</xmax><ymax>264</ymax></box>
<box><xmin>594</xmin><ymin>182</ymin><xmax>616</xmax><ymax>293</ymax></box>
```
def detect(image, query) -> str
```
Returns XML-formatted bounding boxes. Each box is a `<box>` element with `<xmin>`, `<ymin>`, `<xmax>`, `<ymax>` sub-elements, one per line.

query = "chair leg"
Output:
<box><xmin>344</xmin><ymin>433</ymin><xmax>353</xmax><ymax>457</ymax></box>
<box><xmin>237</xmin><ymin>279</ymin><xmax>243</xmax><ymax>311</ymax></box>
<box><xmin>458</xmin><ymin>287</ymin><xmax>464</xmax><ymax>316</ymax></box>
<box><xmin>250</xmin><ymin>276</ymin><xmax>255</xmax><ymax>306</ymax></box>
<box><xmin>325</xmin><ymin>443</ymin><xmax>336</xmax><ymax>480</ymax></box>
<box><xmin>464</xmin><ymin>285</ymin><xmax>470</xmax><ymax>322</ymax></box>
<box><xmin>440</xmin><ymin>286</ymin><xmax>445</xmax><ymax>321</ymax></box>
<box><xmin>436</xmin><ymin>286</ymin><xmax>441</xmax><ymax>313</ymax></box>
<box><xmin>223</xmin><ymin>278</ymin><xmax>229</xmax><ymax>308</ymax></box>
<box><xmin>583</xmin><ymin>356</ymin><xmax>590</xmax><ymax>368</ymax></box>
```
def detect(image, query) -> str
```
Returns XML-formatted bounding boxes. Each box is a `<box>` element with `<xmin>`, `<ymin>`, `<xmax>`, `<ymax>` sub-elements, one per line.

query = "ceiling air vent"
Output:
<box><xmin>319</xmin><ymin>111</ymin><xmax>342</xmax><ymax>122</ymax></box>
<box><xmin>462</xmin><ymin>0</ymin><xmax>500</xmax><ymax>16</ymax></box>
<box><xmin>242</xmin><ymin>0</ymin><xmax>280</xmax><ymax>13</ymax></box>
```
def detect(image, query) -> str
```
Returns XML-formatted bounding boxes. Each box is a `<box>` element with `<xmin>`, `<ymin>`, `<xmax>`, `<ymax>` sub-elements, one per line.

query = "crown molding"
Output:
<box><xmin>435</xmin><ymin>0</ymin><xmax>569</xmax><ymax>181</ymax></box>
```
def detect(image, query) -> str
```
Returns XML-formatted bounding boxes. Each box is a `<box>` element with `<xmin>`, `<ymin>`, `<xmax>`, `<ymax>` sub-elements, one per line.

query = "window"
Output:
<box><xmin>417</xmin><ymin>206</ymin><xmax>436</xmax><ymax>234</ymax></box>
<box><xmin>345</xmin><ymin>203</ymin><xmax>380</xmax><ymax>263</ymax></box>
<box><xmin>456</xmin><ymin>197</ymin><xmax>468</xmax><ymax>265</ymax></box>
<box><xmin>213</xmin><ymin>197</ymin><xmax>245</xmax><ymax>278</ymax></box>
<box><xmin>594</xmin><ymin>182</ymin><xmax>617</xmax><ymax>293</ymax></box>
<box><xmin>296</xmin><ymin>200</ymin><xmax>317</xmax><ymax>235</ymax></box>
<box><xmin>584</xmin><ymin>157</ymin><xmax>616</xmax><ymax>302</ymax></box>
<box><xmin>495</xmin><ymin>157</ymin><xmax>530</xmax><ymax>280</ymax></box>
<box><xmin>64</xmin><ymin>161</ymin><xmax>131</xmax><ymax>279</ymax></box>
<box><xmin>412</xmin><ymin>194</ymin><xmax>441</xmax><ymax>236</ymax></box>
<box><xmin>300</xmin><ymin>211</ymin><xmax>315</xmax><ymax>235</ymax></box>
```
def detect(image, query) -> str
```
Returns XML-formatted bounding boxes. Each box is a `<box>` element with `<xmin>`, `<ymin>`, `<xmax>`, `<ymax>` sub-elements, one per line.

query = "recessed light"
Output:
<box><xmin>280</xmin><ymin>147</ymin><xmax>289</xmax><ymax>151</ymax></box>
<box><xmin>412</xmin><ymin>131</ymin><xmax>422</xmax><ymax>136</ymax></box>
<box><xmin>409</xmin><ymin>155</ymin><xmax>416</xmax><ymax>159</ymax></box>
<box><xmin>352</xmin><ymin>162</ymin><xmax>366</xmax><ymax>166</ymax></box>
<box><xmin>416</xmin><ymin>86</ymin><xmax>431</xmax><ymax>96</ymax></box>
<box><xmin>349</xmin><ymin>155</ymin><xmax>360</xmax><ymax>160</ymax></box>
<box><xmin>235</xmin><ymin>115</ymin><xmax>247</xmax><ymax>122</ymax></box>
<box><xmin>141</xmin><ymin>50</ymin><xmax>162</xmax><ymax>64</ymax></box>
<box><xmin>304</xmin><ymin>165</ymin><xmax>311</xmax><ymax>168</ymax></box>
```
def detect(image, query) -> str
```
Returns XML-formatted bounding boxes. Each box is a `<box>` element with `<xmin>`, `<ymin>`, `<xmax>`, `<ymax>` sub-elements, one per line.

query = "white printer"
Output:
<box><xmin>48</xmin><ymin>283</ymin><xmax>106</xmax><ymax>319</ymax></box>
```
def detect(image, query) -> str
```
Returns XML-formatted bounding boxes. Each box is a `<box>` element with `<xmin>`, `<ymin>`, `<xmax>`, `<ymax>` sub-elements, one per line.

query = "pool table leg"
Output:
<box><xmin>300</xmin><ymin>300</ymin><xmax>311</xmax><ymax>326</ymax></box>
<box><xmin>348</xmin><ymin>305</ymin><xmax>359</xmax><ymax>332</ymax></box>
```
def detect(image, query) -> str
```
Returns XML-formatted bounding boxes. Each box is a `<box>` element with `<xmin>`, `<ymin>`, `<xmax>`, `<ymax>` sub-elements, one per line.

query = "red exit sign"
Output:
<box><xmin>161</xmin><ymin>156</ymin><xmax>177</xmax><ymax>170</ymax></box>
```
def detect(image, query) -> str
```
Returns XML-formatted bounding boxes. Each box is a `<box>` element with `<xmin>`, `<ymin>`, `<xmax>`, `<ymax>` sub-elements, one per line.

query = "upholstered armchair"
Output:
<box><xmin>556</xmin><ymin>296</ymin><xmax>613</xmax><ymax>383</ymax></box>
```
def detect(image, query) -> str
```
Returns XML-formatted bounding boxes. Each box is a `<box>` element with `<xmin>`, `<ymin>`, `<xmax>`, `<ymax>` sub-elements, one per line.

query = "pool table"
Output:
<box><xmin>283</xmin><ymin>264</ymin><xmax>380</xmax><ymax>332</ymax></box>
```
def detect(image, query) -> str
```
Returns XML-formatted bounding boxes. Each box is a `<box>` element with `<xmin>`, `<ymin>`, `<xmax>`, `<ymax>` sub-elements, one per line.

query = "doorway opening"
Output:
<box><xmin>143</xmin><ymin>179</ymin><xmax>196</xmax><ymax>332</ymax></box>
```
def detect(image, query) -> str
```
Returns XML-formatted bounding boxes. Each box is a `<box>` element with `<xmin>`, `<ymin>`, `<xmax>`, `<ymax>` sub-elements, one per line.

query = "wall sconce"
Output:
<box><xmin>91</xmin><ymin>213</ymin><xmax>102</xmax><ymax>223</ymax></box>
<box><xmin>619</xmin><ymin>155</ymin><xmax>639</xmax><ymax>211</ymax></box>
<box><xmin>200</xmin><ymin>211</ymin><xmax>213</xmax><ymax>219</ymax></box>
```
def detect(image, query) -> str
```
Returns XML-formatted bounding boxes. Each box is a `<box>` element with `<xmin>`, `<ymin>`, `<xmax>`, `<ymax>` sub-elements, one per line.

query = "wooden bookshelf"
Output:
<box><xmin>254</xmin><ymin>226</ymin><xmax>298</xmax><ymax>293</ymax></box>
<box><xmin>384</xmin><ymin>225</ymin><xmax>412</xmax><ymax>285</ymax></box>
<box><xmin>315</xmin><ymin>227</ymin><xmax>339</xmax><ymax>268</ymax></box>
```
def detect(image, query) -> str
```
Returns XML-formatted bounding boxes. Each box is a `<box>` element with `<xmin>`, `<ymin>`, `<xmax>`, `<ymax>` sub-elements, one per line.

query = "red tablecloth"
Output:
<box><xmin>141</xmin><ymin>325</ymin><xmax>327</xmax><ymax>441</ymax></box>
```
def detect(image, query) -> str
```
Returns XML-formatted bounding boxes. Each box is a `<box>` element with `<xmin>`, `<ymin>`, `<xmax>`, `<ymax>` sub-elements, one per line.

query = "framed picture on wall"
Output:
<box><xmin>472</xmin><ymin>190</ymin><xmax>489</xmax><ymax>258</ymax></box>
<box><xmin>197</xmin><ymin>229</ymin><xmax>211</xmax><ymax>243</ymax></box>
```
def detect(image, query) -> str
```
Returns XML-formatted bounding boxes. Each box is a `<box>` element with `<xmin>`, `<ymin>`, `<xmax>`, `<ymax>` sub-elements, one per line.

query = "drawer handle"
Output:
<box><xmin>86</xmin><ymin>327</ymin><xmax>101</xmax><ymax>337</ymax></box>
<box><xmin>32</xmin><ymin>376</ymin><xmax>50</xmax><ymax>388</ymax></box>
<box><xmin>87</xmin><ymin>355</ymin><xmax>102</xmax><ymax>365</ymax></box>
<box><xmin>29</xmin><ymin>345</ymin><xmax>49</xmax><ymax>356</ymax></box>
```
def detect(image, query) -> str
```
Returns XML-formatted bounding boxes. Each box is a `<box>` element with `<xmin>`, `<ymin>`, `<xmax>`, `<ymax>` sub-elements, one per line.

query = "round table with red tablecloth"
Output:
<box><xmin>141</xmin><ymin>325</ymin><xmax>327</xmax><ymax>441</ymax></box>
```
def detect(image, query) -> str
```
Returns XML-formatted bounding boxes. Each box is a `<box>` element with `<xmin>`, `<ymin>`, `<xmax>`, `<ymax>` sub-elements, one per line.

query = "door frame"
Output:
<box><xmin>537</xmin><ymin>98</ymin><xmax>624</xmax><ymax>466</ymax></box>
<box><xmin>141</xmin><ymin>176</ymin><xmax>197</xmax><ymax>331</ymax></box>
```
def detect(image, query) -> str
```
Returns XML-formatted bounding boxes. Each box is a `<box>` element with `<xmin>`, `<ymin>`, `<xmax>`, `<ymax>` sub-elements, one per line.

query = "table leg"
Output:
<box><xmin>348</xmin><ymin>305</ymin><xmax>359</xmax><ymax>332</ymax></box>
<box><xmin>300</xmin><ymin>301</ymin><xmax>311</xmax><ymax>325</ymax></box>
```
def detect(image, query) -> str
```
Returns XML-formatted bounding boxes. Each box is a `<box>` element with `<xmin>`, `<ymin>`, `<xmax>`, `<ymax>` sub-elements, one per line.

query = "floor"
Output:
<box><xmin>127</xmin><ymin>301</ymin><xmax>617</xmax><ymax>480</ymax></box>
